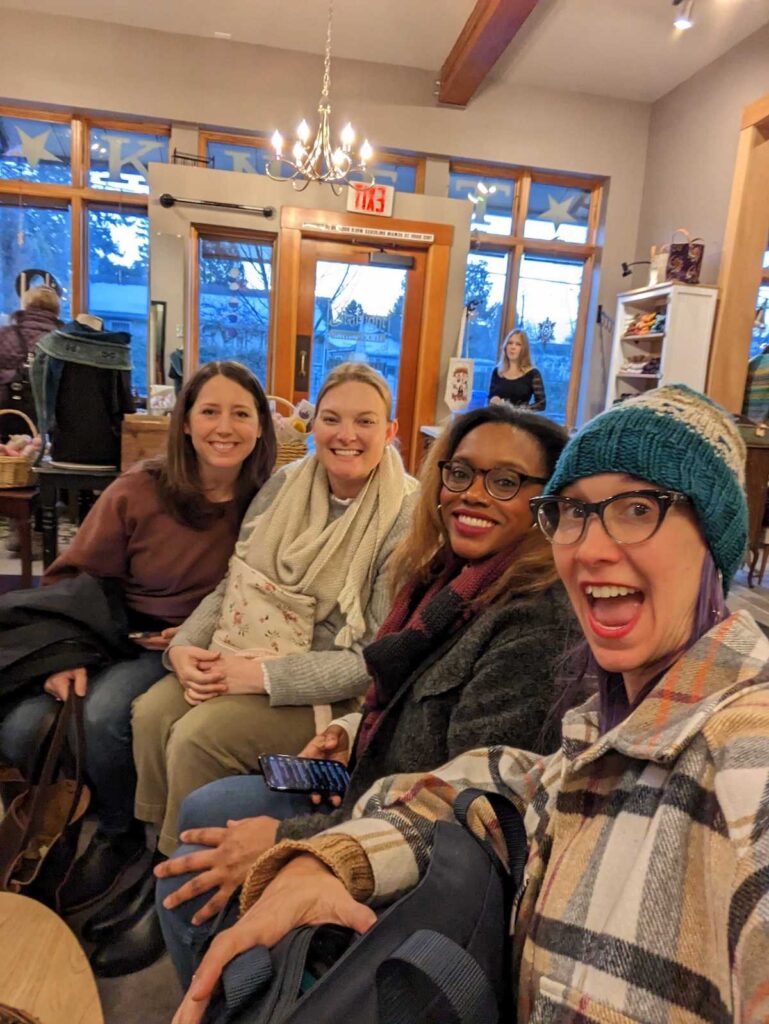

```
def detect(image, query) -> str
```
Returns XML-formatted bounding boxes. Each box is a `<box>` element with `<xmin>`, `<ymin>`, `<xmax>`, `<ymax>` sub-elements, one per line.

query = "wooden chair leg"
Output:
<box><xmin>15</xmin><ymin>506</ymin><xmax>32</xmax><ymax>589</ymax></box>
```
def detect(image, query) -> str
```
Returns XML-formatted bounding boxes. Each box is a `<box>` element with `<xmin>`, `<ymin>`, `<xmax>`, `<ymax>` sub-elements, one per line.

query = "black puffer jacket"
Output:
<box><xmin>0</xmin><ymin>574</ymin><xmax>136</xmax><ymax>704</ymax></box>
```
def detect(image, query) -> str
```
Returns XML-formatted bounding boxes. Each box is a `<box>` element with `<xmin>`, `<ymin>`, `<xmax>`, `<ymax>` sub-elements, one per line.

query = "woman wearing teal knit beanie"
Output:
<box><xmin>173</xmin><ymin>385</ymin><xmax>769</xmax><ymax>1024</ymax></box>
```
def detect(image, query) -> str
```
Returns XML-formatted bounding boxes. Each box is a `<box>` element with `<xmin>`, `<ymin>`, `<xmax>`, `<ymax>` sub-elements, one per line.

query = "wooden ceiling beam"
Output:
<box><xmin>438</xmin><ymin>0</ymin><xmax>539</xmax><ymax>107</ymax></box>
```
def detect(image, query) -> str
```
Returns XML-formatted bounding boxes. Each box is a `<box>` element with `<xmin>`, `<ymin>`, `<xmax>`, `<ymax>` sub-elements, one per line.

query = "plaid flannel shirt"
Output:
<box><xmin>247</xmin><ymin>610</ymin><xmax>769</xmax><ymax>1023</ymax></box>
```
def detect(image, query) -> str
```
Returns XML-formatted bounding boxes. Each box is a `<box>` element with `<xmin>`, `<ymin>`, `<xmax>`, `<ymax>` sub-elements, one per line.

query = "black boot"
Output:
<box><xmin>59</xmin><ymin>821</ymin><xmax>147</xmax><ymax>914</ymax></box>
<box><xmin>89</xmin><ymin>900</ymin><xmax>166</xmax><ymax>977</ymax></box>
<box><xmin>82</xmin><ymin>866</ymin><xmax>156</xmax><ymax>943</ymax></box>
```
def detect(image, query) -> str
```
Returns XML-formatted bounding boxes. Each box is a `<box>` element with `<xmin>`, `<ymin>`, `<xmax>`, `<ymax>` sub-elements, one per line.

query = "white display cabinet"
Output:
<box><xmin>604</xmin><ymin>282</ymin><xmax>718</xmax><ymax>410</ymax></box>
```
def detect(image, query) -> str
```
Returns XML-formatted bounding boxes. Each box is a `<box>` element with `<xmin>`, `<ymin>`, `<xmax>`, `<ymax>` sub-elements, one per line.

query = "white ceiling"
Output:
<box><xmin>2</xmin><ymin>0</ymin><xmax>768</xmax><ymax>102</ymax></box>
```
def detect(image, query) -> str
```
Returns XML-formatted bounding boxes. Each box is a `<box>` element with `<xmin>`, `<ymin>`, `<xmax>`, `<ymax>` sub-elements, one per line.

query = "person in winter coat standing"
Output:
<box><xmin>0</xmin><ymin>285</ymin><xmax>61</xmax><ymax>436</ymax></box>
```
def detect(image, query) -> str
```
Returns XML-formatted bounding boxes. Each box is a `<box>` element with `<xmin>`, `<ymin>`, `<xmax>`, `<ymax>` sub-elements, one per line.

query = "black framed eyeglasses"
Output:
<box><xmin>439</xmin><ymin>460</ymin><xmax>548</xmax><ymax>502</ymax></box>
<box><xmin>529</xmin><ymin>490</ymin><xmax>691</xmax><ymax>546</ymax></box>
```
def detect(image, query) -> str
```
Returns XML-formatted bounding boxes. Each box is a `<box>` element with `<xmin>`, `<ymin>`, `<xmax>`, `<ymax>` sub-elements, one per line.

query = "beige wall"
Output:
<box><xmin>637</xmin><ymin>22</ymin><xmax>769</xmax><ymax>285</ymax></box>
<box><xmin>0</xmin><ymin>7</ymin><xmax>652</xmax><ymax>422</ymax></box>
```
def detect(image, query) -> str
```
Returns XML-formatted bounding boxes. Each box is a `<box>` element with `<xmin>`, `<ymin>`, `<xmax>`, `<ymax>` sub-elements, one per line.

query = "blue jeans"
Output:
<box><xmin>0</xmin><ymin>650</ymin><xmax>165</xmax><ymax>835</ymax></box>
<box><xmin>156</xmin><ymin>775</ymin><xmax>329</xmax><ymax>988</ymax></box>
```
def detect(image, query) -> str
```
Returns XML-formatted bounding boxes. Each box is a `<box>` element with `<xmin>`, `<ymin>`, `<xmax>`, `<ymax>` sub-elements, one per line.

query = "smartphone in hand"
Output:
<box><xmin>258</xmin><ymin>753</ymin><xmax>350</xmax><ymax>795</ymax></box>
<box><xmin>128</xmin><ymin>630</ymin><xmax>160</xmax><ymax>640</ymax></box>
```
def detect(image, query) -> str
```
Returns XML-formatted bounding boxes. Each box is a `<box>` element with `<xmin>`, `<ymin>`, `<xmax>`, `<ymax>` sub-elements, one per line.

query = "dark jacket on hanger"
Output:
<box><xmin>0</xmin><ymin>574</ymin><xmax>136</xmax><ymax>703</ymax></box>
<box><xmin>31</xmin><ymin>321</ymin><xmax>135</xmax><ymax>467</ymax></box>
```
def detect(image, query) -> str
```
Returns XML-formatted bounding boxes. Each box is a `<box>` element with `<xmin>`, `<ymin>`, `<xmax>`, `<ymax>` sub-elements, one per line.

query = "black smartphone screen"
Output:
<box><xmin>259</xmin><ymin>754</ymin><xmax>350</xmax><ymax>795</ymax></box>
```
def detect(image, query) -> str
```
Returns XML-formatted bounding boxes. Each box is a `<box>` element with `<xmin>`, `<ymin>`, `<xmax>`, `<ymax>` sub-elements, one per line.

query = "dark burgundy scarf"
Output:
<box><xmin>355</xmin><ymin>546</ymin><xmax>517</xmax><ymax>758</ymax></box>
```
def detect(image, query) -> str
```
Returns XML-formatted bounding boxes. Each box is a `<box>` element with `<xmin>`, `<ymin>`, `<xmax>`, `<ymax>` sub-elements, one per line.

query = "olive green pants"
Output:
<box><xmin>132</xmin><ymin>673</ymin><xmax>356</xmax><ymax>855</ymax></box>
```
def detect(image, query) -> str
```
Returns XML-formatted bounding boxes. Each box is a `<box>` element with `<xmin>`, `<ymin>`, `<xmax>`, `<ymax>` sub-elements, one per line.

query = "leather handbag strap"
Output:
<box><xmin>19</xmin><ymin>692</ymin><xmax>87</xmax><ymax>855</ymax></box>
<box><xmin>376</xmin><ymin>929</ymin><xmax>498</xmax><ymax>1024</ymax></box>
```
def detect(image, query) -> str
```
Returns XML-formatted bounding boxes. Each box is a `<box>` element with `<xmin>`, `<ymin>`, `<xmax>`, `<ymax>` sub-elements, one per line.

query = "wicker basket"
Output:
<box><xmin>268</xmin><ymin>395</ymin><xmax>309</xmax><ymax>468</ymax></box>
<box><xmin>0</xmin><ymin>410</ymin><xmax>38</xmax><ymax>488</ymax></box>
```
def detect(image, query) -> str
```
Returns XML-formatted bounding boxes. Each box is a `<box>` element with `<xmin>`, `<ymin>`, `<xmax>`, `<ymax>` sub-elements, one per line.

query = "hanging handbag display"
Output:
<box><xmin>204</xmin><ymin>791</ymin><xmax>526</xmax><ymax>1024</ymax></box>
<box><xmin>664</xmin><ymin>228</ymin><xmax>705</xmax><ymax>284</ymax></box>
<box><xmin>0</xmin><ymin>693</ymin><xmax>90</xmax><ymax>913</ymax></box>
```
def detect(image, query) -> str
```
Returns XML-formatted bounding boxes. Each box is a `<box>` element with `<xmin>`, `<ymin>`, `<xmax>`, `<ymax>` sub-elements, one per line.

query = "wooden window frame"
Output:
<box><xmin>450</xmin><ymin>159</ymin><xmax>604</xmax><ymax>427</ymax></box>
<box><xmin>707</xmin><ymin>94</ymin><xmax>769</xmax><ymax>410</ymax></box>
<box><xmin>187</xmin><ymin>224</ymin><xmax>277</xmax><ymax>379</ymax></box>
<box><xmin>0</xmin><ymin>105</ymin><xmax>170</xmax><ymax>317</ymax></box>
<box><xmin>199</xmin><ymin>130</ymin><xmax>426</xmax><ymax>192</ymax></box>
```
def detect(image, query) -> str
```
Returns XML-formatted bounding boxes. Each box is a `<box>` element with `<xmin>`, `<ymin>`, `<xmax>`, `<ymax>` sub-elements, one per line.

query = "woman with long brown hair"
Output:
<box><xmin>488</xmin><ymin>328</ymin><xmax>546</xmax><ymax>410</ymax></box>
<box><xmin>0</xmin><ymin>360</ymin><xmax>276</xmax><ymax>916</ymax></box>
<box><xmin>153</xmin><ymin>402</ymin><xmax>577</xmax><ymax>988</ymax></box>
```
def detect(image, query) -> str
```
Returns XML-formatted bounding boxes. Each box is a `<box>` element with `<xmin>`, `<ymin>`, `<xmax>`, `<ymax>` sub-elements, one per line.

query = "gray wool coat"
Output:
<box><xmin>276</xmin><ymin>581</ymin><xmax>578</xmax><ymax>841</ymax></box>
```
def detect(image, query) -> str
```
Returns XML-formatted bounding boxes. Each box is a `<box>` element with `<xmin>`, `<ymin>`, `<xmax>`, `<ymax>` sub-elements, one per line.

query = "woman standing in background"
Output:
<box><xmin>488</xmin><ymin>328</ymin><xmax>546</xmax><ymax>411</ymax></box>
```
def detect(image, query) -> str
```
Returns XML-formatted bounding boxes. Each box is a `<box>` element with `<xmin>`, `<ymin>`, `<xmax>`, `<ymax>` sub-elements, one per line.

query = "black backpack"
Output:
<box><xmin>205</xmin><ymin>791</ymin><xmax>527</xmax><ymax>1024</ymax></box>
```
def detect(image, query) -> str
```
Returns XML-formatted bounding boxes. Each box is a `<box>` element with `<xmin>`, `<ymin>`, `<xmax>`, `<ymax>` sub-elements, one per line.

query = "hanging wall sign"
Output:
<box><xmin>346</xmin><ymin>182</ymin><xmax>395</xmax><ymax>217</ymax></box>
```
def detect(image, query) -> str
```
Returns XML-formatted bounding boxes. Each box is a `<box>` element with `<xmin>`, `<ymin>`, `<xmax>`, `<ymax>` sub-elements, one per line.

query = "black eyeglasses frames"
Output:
<box><xmin>439</xmin><ymin>460</ymin><xmax>549</xmax><ymax>502</ymax></box>
<box><xmin>529</xmin><ymin>490</ymin><xmax>691</xmax><ymax>546</ymax></box>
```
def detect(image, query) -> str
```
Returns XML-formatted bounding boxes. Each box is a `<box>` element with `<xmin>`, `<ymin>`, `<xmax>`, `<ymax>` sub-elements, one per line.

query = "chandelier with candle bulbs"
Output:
<box><xmin>267</xmin><ymin>0</ymin><xmax>374</xmax><ymax>195</ymax></box>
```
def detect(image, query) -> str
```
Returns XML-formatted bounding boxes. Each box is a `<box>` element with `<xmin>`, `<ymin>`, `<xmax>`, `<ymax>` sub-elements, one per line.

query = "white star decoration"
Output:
<box><xmin>541</xmin><ymin>193</ymin><xmax>577</xmax><ymax>230</ymax></box>
<box><xmin>14</xmin><ymin>127</ymin><xmax>62</xmax><ymax>169</ymax></box>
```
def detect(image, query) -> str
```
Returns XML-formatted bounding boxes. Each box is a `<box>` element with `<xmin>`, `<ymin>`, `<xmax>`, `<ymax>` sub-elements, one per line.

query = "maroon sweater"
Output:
<box><xmin>43</xmin><ymin>469</ymin><xmax>240</xmax><ymax>626</ymax></box>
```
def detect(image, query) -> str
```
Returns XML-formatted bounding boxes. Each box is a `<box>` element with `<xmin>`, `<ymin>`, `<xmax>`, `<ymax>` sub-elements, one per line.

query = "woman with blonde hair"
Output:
<box><xmin>488</xmin><ymin>328</ymin><xmax>546</xmax><ymax>411</ymax></box>
<box><xmin>86</xmin><ymin>363</ymin><xmax>417</xmax><ymax>975</ymax></box>
<box><xmin>153</xmin><ymin>403</ymin><xmax>577</xmax><ymax>987</ymax></box>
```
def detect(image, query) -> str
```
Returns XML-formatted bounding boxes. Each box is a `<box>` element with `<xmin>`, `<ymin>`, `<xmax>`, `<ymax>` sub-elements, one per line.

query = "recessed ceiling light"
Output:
<box><xmin>214</xmin><ymin>31</ymin><xmax>232</xmax><ymax>39</ymax></box>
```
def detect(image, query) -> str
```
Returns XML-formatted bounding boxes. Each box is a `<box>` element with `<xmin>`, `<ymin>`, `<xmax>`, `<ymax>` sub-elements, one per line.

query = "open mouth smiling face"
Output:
<box><xmin>553</xmin><ymin>473</ymin><xmax>708</xmax><ymax>689</ymax></box>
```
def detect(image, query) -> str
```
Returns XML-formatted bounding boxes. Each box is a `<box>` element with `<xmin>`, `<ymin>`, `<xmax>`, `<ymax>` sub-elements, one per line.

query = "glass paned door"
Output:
<box><xmin>515</xmin><ymin>254</ymin><xmax>585</xmax><ymax>424</ymax></box>
<box><xmin>293</xmin><ymin>239</ymin><xmax>426</xmax><ymax>469</ymax></box>
<box><xmin>197</xmin><ymin>234</ymin><xmax>273</xmax><ymax>386</ymax></box>
<box><xmin>309</xmin><ymin>261</ymin><xmax>409</xmax><ymax>405</ymax></box>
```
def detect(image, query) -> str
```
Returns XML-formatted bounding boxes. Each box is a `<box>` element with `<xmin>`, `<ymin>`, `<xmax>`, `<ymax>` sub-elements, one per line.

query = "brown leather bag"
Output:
<box><xmin>0</xmin><ymin>694</ymin><xmax>90</xmax><ymax>913</ymax></box>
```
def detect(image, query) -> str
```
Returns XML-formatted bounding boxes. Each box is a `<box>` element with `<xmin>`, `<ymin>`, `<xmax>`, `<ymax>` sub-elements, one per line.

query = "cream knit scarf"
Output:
<box><xmin>239</xmin><ymin>445</ymin><xmax>414</xmax><ymax>649</ymax></box>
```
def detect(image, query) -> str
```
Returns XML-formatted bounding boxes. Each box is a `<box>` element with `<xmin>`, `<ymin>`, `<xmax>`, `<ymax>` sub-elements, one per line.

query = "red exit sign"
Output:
<box><xmin>346</xmin><ymin>182</ymin><xmax>394</xmax><ymax>217</ymax></box>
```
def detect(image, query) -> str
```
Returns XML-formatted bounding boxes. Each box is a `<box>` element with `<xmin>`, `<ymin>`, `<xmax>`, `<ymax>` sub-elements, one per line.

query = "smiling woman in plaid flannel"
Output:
<box><xmin>175</xmin><ymin>385</ymin><xmax>769</xmax><ymax>1024</ymax></box>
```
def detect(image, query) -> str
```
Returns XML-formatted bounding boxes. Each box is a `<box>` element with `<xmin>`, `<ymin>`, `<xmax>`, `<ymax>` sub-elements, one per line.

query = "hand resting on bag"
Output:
<box><xmin>171</xmin><ymin>854</ymin><xmax>375</xmax><ymax>1024</ymax></box>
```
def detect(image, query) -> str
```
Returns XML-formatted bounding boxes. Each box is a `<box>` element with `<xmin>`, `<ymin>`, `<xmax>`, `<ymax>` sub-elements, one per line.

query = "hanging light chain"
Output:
<box><xmin>266</xmin><ymin>0</ymin><xmax>374</xmax><ymax>194</ymax></box>
<box><xmin>320</xmin><ymin>0</ymin><xmax>333</xmax><ymax>101</ymax></box>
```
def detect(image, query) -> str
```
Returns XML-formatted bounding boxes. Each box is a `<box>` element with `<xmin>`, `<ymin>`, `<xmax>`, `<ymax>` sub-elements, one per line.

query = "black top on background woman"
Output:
<box><xmin>488</xmin><ymin>329</ymin><xmax>546</xmax><ymax>411</ymax></box>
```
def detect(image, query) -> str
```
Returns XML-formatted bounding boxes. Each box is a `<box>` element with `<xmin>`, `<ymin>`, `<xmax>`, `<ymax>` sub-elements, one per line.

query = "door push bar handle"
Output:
<box><xmin>294</xmin><ymin>334</ymin><xmax>311</xmax><ymax>391</ymax></box>
<box><xmin>158</xmin><ymin>194</ymin><xmax>276</xmax><ymax>218</ymax></box>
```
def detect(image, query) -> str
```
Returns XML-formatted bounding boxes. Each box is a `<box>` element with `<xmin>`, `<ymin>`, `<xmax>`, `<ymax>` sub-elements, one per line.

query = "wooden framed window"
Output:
<box><xmin>0</xmin><ymin>106</ymin><xmax>170</xmax><ymax>394</ymax></box>
<box><xmin>449</xmin><ymin>160</ymin><xmax>603</xmax><ymax>427</ymax></box>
